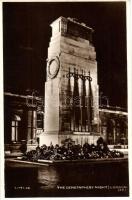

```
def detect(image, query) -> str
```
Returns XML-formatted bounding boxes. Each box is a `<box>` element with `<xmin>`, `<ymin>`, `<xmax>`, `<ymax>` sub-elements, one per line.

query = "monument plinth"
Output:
<box><xmin>40</xmin><ymin>17</ymin><xmax>99</xmax><ymax>146</ymax></box>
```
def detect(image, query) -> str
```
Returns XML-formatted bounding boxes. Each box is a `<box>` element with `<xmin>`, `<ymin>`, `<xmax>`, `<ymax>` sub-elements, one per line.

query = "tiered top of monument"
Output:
<box><xmin>50</xmin><ymin>16</ymin><xmax>94</xmax><ymax>43</ymax></box>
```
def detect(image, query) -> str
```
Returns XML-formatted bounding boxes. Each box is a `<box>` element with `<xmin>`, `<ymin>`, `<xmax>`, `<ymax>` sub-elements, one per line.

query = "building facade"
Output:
<box><xmin>99</xmin><ymin>106</ymin><xmax>128</xmax><ymax>147</ymax></box>
<box><xmin>4</xmin><ymin>92</ymin><xmax>128</xmax><ymax>152</ymax></box>
<box><xmin>4</xmin><ymin>92</ymin><xmax>44</xmax><ymax>152</ymax></box>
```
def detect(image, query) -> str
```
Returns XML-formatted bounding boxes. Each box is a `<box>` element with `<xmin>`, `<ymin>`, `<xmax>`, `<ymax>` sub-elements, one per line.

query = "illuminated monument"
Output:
<box><xmin>3</xmin><ymin>17</ymin><xmax>128</xmax><ymax>153</ymax></box>
<box><xmin>40</xmin><ymin>16</ymin><xmax>100</xmax><ymax>145</ymax></box>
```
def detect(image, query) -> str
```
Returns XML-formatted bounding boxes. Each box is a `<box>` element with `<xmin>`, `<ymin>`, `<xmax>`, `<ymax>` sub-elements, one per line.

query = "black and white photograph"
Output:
<box><xmin>2</xmin><ymin>1</ymin><xmax>129</xmax><ymax>197</ymax></box>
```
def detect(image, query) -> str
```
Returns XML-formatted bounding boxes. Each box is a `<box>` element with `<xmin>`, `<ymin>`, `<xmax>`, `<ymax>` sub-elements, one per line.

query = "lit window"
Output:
<box><xmin>11</xmin><ymin>121</ymin><xmax>18</xmax><ymax>142</ymax></box>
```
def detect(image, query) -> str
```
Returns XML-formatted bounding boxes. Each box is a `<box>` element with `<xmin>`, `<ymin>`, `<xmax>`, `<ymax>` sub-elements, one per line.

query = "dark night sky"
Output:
<box><xmin>3</xmin><ymin>2</ymin><xmax>127</xmax><ymax>108</ymax></box>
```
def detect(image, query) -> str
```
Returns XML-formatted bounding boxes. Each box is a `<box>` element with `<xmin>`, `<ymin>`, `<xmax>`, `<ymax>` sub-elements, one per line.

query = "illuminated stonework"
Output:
<box><xmin>42</xmin><ymin>16</ymin><xmax>99</xmax><ymax>145</ymax></box>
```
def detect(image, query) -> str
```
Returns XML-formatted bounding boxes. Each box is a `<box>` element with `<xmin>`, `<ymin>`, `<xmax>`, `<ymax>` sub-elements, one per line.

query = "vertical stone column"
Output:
<box><xmin>42</xmin><ymin>16</ymin><xmax>99</xmax><ymax>145</ymax></box>
<box><xmin>27</xmin><ymin>107</ymin><xmax>37</xmax><ymax>143</ymax></box>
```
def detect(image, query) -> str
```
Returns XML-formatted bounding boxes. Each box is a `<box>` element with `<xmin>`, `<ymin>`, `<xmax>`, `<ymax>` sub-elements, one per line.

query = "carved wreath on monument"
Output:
<box><xmin>47</xmin><ymin>56</ymin><xmax>60</xmax><ymax>79</ymax></box>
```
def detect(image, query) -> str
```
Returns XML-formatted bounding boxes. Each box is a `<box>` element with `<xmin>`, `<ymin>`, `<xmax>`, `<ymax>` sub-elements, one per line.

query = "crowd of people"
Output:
<box><xmin>21</xmin><ymin>137</ymin><xmax>124</xmax><ymax>162</ymax></box>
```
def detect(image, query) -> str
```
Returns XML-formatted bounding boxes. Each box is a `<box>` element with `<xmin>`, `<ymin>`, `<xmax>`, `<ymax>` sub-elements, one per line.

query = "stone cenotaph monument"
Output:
<box><xmin>40</xmin><ymin>17</ymin><xmax>100</xmax><ymax>146</ymax></box>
